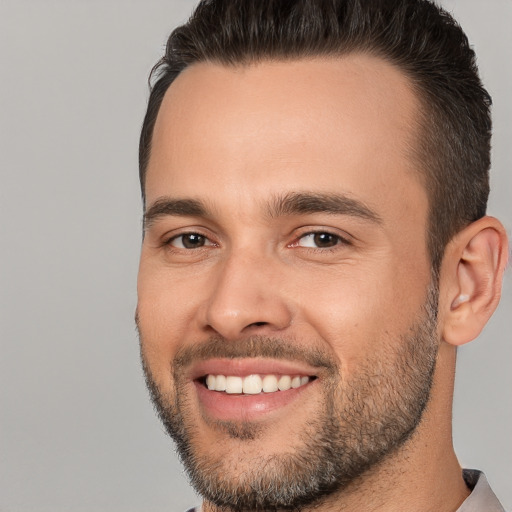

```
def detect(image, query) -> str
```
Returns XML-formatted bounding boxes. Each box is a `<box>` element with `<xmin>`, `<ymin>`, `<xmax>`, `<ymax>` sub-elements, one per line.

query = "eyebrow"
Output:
<box><xmin>143</xmin><ymin>191</ymin><xmax>382</xmax><ymax>229</ymax></box>
<box><xmin>144</xmin><ymin>198</ymin><xmax>210</xmax><ymax>229</ymax></box>
<box><xmin>267</xmin><ymin>192</ymin><xmax>382</xmax><ymax>223</ymax></box>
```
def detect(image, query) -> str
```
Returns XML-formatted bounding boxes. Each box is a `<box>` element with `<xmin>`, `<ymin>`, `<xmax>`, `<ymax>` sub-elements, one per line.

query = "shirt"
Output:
<box><xmin>459</xmin><ymin>469</ymin><xmax>505</xmax><ymax>512</ymax></box>
<box><xmin>185</xmin><ymin>469</ymin><xmax>506</xmax><ymax>512</ymax></box>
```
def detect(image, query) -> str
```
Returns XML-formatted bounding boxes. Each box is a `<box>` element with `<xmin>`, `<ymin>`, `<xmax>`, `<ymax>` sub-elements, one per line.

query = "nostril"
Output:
<box><xmin>249</xmin><ymin>322</ymin><xmax>267</xmax><ymax>327</ymax></box>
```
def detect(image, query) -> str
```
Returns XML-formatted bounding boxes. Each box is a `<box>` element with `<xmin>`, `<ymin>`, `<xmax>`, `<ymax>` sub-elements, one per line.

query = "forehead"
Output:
<box><xmin>146</xmin><ymin>55</ymin><xmax>425</xmax><ymax>223</ymax></box>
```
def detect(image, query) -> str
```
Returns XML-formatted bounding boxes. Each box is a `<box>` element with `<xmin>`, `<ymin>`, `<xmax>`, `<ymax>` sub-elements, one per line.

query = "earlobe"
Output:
<box><xmin>441</xmin><ymin>216</ymin><xmax>509</xmax><ymax>346</ymax></box>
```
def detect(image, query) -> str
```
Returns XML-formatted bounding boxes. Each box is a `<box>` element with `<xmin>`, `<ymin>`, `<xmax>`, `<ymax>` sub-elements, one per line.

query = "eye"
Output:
<box><xmin>168</xmin><ymin>233</ymin><xmax>212</xmax><ymax>249</ymax></box>
<box><xmin>296</xmin><ymin>232</ymin><xmax>344</xmax><ymax>248</ymax></box>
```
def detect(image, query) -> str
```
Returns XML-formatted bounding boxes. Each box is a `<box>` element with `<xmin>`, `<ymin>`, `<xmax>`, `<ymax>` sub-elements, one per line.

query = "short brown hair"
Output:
<box><xmin>139</xmin><ymin>0</ymin><xmax>492</xmax><ymax>272</ymax></box>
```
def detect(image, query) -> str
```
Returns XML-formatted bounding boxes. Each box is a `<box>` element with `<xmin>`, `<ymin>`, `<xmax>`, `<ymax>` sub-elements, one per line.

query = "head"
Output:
<box><xmin>136</xmin><ymin>1</ymin><xmax>508</xmax><ymax>510</ymax></box>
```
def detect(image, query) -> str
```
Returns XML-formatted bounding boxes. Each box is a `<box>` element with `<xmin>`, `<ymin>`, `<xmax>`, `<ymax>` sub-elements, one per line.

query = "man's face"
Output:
<box><xmin>137</xmin><ymin>56</ymin><xmax>438</xmax><ymax>509</ymax></box>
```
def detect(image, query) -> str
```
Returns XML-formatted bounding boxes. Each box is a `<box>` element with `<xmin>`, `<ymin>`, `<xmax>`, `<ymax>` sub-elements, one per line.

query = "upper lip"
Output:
<box><xmin>188</xmin><ymin>358</ymin><xmax>321</xmax><ymax>381</ymax></box>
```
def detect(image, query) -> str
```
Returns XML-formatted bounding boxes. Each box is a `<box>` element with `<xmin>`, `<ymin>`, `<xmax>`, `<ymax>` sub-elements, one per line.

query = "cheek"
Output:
<box><xmin>137</xmin><ymin>264</ymin><xmax>204</xmax><ymax>380</ymax></box>
<box><xmin>297</xmin><ymin>263</ymin><xmax>431</xmax><ymax>369</ymax></box>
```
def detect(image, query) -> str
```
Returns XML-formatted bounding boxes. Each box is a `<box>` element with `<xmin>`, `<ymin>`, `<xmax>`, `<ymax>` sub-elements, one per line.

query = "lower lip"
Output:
<box><xmin>194</xmin><ymin>379</ymin><xmax>315</xmax><ymax>422</ymax></box>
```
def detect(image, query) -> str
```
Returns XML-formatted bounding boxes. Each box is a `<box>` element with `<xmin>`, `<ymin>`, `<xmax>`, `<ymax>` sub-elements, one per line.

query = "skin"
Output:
<box><xmin>137</xmin><ymin>55</ymin><xmax>508</xmax><ymax>511</ymax></box>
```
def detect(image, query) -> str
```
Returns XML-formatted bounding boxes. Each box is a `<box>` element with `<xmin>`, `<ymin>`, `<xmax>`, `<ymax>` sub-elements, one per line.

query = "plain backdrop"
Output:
<box><xmin>0</xmin><ymin>1</ymin><xmax>510</xmax><ymax>511</ymax></box>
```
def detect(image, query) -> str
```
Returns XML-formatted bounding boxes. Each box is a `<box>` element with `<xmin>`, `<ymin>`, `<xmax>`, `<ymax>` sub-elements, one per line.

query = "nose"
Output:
<box><xmin>201</xmin><ymin>250</ymin><xmax>293</xmax><ymax>340</ymax></box>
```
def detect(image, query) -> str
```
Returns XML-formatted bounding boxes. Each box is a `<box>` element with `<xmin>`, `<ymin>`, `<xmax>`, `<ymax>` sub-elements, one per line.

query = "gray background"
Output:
<box><xmin>0</xmin><ymin>1</ymin><xmax>510</xmax><ymax>510</ymax></box>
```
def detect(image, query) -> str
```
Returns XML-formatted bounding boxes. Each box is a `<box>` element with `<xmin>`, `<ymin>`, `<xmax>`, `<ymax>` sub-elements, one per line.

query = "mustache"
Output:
<box><xmin>172</xmin><ymin>335</ymin><xmax>339</xmax><ymax>373</ymax></box>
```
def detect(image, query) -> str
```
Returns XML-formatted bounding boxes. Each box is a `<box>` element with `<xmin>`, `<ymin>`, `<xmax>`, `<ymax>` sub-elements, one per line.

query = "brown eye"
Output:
<box><xmin>313</xmin><ymin>233</ymin><xmax>339</xmax><ymax>248</ymax></box>
<box><xmin>170</xmin><ymin>233</ymin><xmax>208</xmax><ymax>249</ymax></box>
<box><xmin>297</xmin><ymin>232</ymin><xmax>342</xmax><ymax>248</ymax></box>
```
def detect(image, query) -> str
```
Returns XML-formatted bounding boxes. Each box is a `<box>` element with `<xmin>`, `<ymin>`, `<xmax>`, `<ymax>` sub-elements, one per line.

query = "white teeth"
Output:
<box><xmin>243</xmin><ymin>374</ymin><xmax>263</xmax><ymax>394</ymax></box>
<box><xmin>225</xmin><ymin>376</ymin><xmax>243</xmax><ymax>394</ymax></box>
<box><xmin>278</xmin><ymin>375</ymin><xmax>292</xmax><ymax>391</ymax></box>
<box><xmin>291</xmin><ymin>376</ymin><xmax>301</xmax><ymax>388</ymax></box>
<box><xmin>205</xmin><ymin>374</ymin><xmax>311</xmax><ymax>394</ymax></box>
<box><xmin>214</xmin><ymin>374</ymin><xmax>227</xmax><ymax>391</ymax></box>
<box><xmin>262</xmin><ymin>374</ymin><xmax>279</xmax><ymax>393</ymax></box>
<box><xmin>206</xmin><ymin>374</ymin><xmax>216</xmax><ymax>390</ymax></box>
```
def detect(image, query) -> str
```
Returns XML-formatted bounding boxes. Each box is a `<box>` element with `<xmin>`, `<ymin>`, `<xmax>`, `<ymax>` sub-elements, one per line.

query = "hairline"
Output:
<box><xmin>142</xmin><ymin>49</ymin><xmax>431</xmax><ymax>197</ymax></box>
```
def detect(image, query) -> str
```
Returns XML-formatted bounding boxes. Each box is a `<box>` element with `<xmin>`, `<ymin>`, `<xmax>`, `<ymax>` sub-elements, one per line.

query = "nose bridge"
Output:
<box><xmin>203</xmin><ymin>245</ymin><xmax>292</xmax><ymax>339</ymax></box>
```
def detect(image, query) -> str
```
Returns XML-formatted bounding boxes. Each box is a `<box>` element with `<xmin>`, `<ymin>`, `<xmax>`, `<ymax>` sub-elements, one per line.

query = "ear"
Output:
<box><xmin>440</xmin><ymin>216</ymin><xmax>509</xmax><ymax>346</ymax></box>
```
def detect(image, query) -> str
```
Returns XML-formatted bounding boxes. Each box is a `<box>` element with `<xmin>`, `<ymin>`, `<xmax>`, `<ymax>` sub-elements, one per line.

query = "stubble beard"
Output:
<box><xmin>139</xmin><ymin>284</ymin><xmax>439</xmax><ymax>511</ymax></box>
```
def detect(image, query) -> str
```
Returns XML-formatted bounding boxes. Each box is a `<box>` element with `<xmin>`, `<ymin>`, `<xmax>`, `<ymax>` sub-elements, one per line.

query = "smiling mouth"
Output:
<box><xmin>201</xmin><ymin>374</ymin><xmax>316</xmax><ymax>395</ymax></box>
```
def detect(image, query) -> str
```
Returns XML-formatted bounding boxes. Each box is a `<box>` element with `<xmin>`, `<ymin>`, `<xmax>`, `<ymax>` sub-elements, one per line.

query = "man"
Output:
<box><xmin>136</xmin><ymin>0</ymin><xmax>509</xmax><ymax>510</ymax></box>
